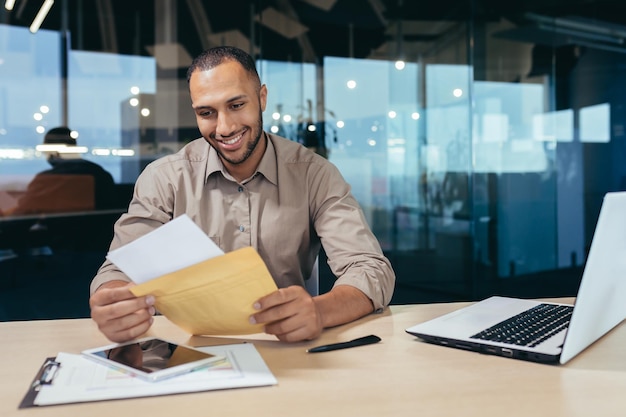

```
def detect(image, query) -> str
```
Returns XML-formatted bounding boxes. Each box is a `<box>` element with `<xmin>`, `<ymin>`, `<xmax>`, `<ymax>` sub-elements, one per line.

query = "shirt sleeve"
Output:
<box><xmin>309</xmin><ymin>159</ymin><xmax>396</xmax><ymax>311</ymax></box>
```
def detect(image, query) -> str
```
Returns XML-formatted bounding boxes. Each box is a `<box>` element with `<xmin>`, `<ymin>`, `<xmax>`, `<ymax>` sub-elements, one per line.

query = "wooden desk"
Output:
<box><xmin>2</xmin><ymin>300</ymin><xmax>625</xmax><ymax>417</ymax></box>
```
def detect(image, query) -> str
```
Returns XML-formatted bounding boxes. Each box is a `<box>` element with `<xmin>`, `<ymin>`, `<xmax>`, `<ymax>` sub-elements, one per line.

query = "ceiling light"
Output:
<box><xmin>92</xmin><ymin>148</ymin><xmax>111</xmax><ymax>156</ymax></box>
<box><xmin>30</xmin><ymin>0</ymin><xmax>54</xmax><ymax>34</ymax></box>
<box><xmin>36</xmin><ymin>144</ymin><xmax>88</xmax><ymax>154</ymax></box>
<box><xmin>112</xmin><ymin>149</ymin><xmax>135</xmax><ymax>156</ymax></box>
<box><xmin>5</xmin><ymin>0</ymin><xmax>16</xmax><ymax>11</ymax></box>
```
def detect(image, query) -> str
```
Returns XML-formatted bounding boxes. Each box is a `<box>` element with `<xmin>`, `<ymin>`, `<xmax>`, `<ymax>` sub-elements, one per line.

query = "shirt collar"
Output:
<box><xmin>205</xmin><ymin>132</ymin><xmax>278</xmax><ymax>186</ymax></box>
<box><xmin>256</xmin><ymin>133</ymin><xmax>278</xmax><ymax>186</ymax></box>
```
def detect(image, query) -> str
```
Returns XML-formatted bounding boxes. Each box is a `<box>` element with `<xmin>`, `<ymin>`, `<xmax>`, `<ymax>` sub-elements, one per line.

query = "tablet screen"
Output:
<box><xmin>84</xmin><ymin>338</ymin><xmax>219</xmax><ymax>380</ymax></box>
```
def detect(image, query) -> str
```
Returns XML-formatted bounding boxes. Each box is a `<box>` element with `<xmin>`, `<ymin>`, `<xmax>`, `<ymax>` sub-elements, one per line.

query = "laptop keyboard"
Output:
<box><xmin>470</xmin><ymin>303</ymin><xmax>573</xmax><ymax>347</ymax></box>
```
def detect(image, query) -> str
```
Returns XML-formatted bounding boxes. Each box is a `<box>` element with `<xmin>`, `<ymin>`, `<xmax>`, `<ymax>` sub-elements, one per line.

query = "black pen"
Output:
<box><xmin>307</xmin><ymin>335</ymin><xmax>381</xmax><ymax>353</ymax></box>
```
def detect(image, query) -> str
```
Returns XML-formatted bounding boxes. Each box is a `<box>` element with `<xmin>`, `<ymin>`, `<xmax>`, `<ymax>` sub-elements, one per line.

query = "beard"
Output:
<box><xmin>212</xmin><ymin>109</ymin><xmax>264</xmax><ymax>166</ymax></box>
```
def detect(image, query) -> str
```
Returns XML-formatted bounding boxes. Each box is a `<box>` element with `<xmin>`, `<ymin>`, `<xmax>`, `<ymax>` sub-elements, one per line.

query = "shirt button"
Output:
<box><xmin>238</xmin><ymin>186</ymin><xmax>243</xmax><ymax>192</ymax></box>
<box><xmin>239</xmin><ymin>225</ymin><xmax>245</xmax><ymax>232</ymax></box>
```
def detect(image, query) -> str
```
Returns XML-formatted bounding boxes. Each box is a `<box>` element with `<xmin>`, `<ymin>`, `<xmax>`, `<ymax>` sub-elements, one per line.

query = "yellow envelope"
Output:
<box><xmin>130</xmin><ymin>247</ymin><xmax>278</xmax><ymax>335</ymax></box>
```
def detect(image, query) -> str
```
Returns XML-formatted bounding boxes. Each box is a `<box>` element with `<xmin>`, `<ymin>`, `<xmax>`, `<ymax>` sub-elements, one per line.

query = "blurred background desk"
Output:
<box><xmin>1</xmin><ymin>300</ymin><xmax>625</xmax><ymax>417</ymax></box>
<box><xmin>0</xmin><ymin>209</ymin><xmax>125</xmax><ymax>320</ymax></box>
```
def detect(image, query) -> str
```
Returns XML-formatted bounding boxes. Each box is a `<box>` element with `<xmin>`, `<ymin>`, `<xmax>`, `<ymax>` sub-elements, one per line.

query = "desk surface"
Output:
<box><xmin>2</xmin><ymin>299</ymin><xmax>625</xmax><ymax>417</ymax></box>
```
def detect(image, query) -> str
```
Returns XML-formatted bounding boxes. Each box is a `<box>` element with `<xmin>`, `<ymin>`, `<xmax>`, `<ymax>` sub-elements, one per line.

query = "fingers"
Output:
<box><xmin>90</xmin><ymin>284</ymin><xmax>155</xmax><ymax>343</ymax></box>
<box><xmin>90</xmin><ymin>286</ymin><xmax>152</xmax><ymax>319</ymax></box>
<box><xmin>264</xmin><ymin>314</ymin><xmax>323</xmax><ymax>342</ymax></box>
<box><xmin>97</xmin><ymin>311</ymin><xmax>154</xmax><ymax>343</ymax></box>
<box><xmin>252</xmin><ymin>285</ymin><xmax>305</xmax><ymax>311</ymax></box>
<box><xmin>89</xmin><ymin>284</ymin><xmax>137</xmax><ymax>308</ymax></box>
<box><xmin>250</xmin><ymin>286</ymin><xmax>323</xmax><ymax>342</ymax></box>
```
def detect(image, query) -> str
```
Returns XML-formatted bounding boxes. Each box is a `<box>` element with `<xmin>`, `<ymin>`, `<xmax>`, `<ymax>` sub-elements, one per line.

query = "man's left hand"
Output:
<box><xmin>250</xmin><ymin>285</ymin><xmax>323</xmax><ymax>342</ymax></box>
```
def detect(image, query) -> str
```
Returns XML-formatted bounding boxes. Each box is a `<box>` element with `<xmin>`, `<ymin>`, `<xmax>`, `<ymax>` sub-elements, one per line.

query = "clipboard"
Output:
<box><xmin>18</xmin><ymin>343</ymin><xmax>277</xmax><ymax>408</ymax></box>
<box><xmin>19</xmin><ymin>357</ymin><xmax>60</xmax><ymax>409</ymax></box>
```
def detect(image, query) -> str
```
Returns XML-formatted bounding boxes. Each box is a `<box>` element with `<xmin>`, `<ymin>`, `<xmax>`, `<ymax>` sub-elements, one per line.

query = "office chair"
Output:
<box><xmin>305</xmin><ymin>256</ymin><xmax>319</xmax><ymax>296</ymax></box>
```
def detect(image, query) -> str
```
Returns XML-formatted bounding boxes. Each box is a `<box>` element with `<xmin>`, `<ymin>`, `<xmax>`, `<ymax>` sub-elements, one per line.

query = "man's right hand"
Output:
<box><xmin>89</xmin><ymin>281</ymin><xmax>155</xmax><ymax>343</ymax></box>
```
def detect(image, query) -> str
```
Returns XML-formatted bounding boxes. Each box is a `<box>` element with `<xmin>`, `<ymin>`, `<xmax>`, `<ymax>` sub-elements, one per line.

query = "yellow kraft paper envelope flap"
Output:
<box><xmin>130</xmin><ymin>247</ymin><xmax>278</xmax><ymax>336</ymax></box>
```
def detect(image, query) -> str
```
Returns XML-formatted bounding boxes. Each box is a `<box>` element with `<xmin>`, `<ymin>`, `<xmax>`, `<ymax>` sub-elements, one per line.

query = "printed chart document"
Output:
<box><xmin>20</xmin><ymin>343</ymin><xmax>277</xmax><ymax>407</ymax></box>
<box><xmin>107</xmin><ymin>215</ymin><xmax>278</xmax><ymax>335</ymax></box>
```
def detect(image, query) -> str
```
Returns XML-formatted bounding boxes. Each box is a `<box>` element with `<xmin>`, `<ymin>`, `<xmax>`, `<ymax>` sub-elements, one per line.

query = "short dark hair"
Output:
<box><xmin>44</xmin><ymin>126</ymin><xmax>76</xmax><ymax>145</ymax></box>
<box><xmin>186</xmin><ymin>46</ymin><xmax>260</xmax><ymax>86</ymax></box>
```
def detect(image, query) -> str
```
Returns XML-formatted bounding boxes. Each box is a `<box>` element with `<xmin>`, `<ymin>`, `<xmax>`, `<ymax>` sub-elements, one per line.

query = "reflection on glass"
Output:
<box><xmin>0</xmin><ymin>24</ymin><xmax>157</xmax><ymax>198</ymax></box>
<box><xmin>532</xmin><ymin>109</ymin><xmax>574</xmax><ymax>143</ymax></box>
<box><xmin>1</xmin><ymin>127</ymin><xmax>116</xmax><ymax>217</ymax></box>
<box><xmin>580</xmin><ymin>103</ymin><xmax>610</xmax><ymax>143</ymax></box>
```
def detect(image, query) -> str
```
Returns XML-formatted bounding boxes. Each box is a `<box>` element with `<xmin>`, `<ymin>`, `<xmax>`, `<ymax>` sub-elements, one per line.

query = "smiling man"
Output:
<box><xmin>89</xmin><ymin>46</ymin><xmax>395</xmax><ymax>344</ymax></box>
<box><xmin>190</xmin><ymin>50</ymin><xmax>267</xmax><ymax>182</ymax></box>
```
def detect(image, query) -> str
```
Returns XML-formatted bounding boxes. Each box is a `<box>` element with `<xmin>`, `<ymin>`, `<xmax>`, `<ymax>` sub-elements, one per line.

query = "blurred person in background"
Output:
<box><xmin>1</xmin><ymin>126</ymin><xmax>116</xmax><ymax>216</ymax></box>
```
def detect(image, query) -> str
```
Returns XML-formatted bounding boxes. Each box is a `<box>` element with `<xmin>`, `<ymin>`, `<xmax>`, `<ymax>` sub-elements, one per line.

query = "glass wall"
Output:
<box><xmin>1</xmin><ymin>0</ymin><xmax>625</xmax><ymax>319</ymax></box>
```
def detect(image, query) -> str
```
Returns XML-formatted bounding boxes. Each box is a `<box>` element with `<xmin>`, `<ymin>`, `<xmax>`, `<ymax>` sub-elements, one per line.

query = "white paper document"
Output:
<box><xmin>106</xmin><ymin>214</ymin><xmax>224</xmax><ymax>284</ymax></box>
<box><xmin>33</xmin><ymin>343</ymin><xmax>277</xmax><ymax>406</ymax></box>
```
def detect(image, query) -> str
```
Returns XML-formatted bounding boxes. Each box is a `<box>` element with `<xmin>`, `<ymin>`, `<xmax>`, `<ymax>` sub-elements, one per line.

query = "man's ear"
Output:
<box><xmin>259</xmin><ymin>84</ymin><xmax>268</xmax><ymax>112</ymax></box>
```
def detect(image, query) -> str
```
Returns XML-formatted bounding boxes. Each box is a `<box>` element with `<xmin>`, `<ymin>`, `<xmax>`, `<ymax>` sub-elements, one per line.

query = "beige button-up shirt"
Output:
<box><xmin>91</xmin><ymin>134</ymin><xmax>395</xmax><ymax>311</ymax></box>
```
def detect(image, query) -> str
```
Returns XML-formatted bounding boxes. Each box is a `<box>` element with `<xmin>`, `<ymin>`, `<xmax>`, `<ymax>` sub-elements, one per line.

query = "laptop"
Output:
<box><xmin>406</xmin><ymin>191</ymin><xmax>626</xmax><ymax>364</ymax></box>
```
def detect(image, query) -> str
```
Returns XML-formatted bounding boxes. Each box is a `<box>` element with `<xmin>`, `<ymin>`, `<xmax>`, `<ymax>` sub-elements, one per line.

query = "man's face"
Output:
<box><xmin>189</xmin><ymin>60</ymin><xmax>267</xmax><ymax>174</ymax></box>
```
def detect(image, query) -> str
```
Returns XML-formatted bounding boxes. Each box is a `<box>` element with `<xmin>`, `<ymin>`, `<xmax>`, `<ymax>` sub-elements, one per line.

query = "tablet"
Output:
<box><xmin>82</xmin><ymin>337</ymin><xmax>223</xmax><ymax>382</ymax></box>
